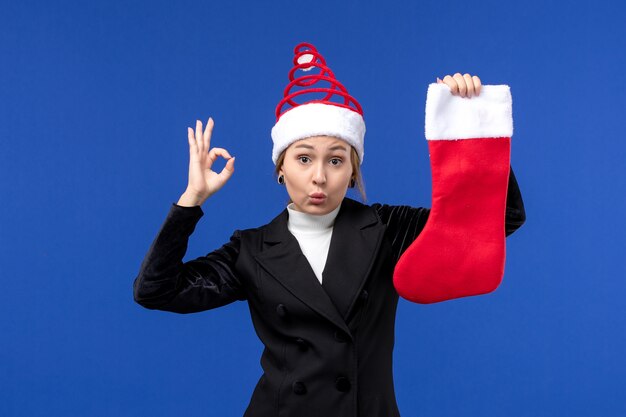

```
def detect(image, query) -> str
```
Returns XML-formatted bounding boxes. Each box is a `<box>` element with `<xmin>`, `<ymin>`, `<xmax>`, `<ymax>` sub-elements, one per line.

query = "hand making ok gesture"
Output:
<box><xmin>177</xmin><ymin>118</ymin><xmax>235</xmax><ymax>207</ymax></box>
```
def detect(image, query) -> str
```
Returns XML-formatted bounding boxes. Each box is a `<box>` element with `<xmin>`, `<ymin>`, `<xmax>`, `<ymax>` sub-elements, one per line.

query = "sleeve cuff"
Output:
<box><xmin>170</xmin><ymin>202</ymin><xmax>204</xmax><ymax>220</ymax></box>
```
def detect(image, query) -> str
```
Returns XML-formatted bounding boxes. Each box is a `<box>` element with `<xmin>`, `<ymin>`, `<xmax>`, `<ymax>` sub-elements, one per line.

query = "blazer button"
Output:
<box><xmin>360</xmin><ymin>289</ymin><xmax>369</xmax><ymax>301</ymax></box>
<box><xmin>335</xmin><ymin>376</ymin><xmax>351</xmax><ymax>392</ymax></box>
<box><xmin>276</xmin><ymin>303</ymin><xmax>288</xmax><ymax>318</ymax></box>
<box><xmin>292</xmin><ymin>381</ymin><xmax>307</xmax><ymax>395</ymax></box>
<box><xmin>295</xmin><ymin>338</ymin><xmax>309</xmax><ymax>352</ymax></box>
<box><xmin>334</xmin><ymin>330</ymin><xmax>348</xmax><ymax>343</ymax></box>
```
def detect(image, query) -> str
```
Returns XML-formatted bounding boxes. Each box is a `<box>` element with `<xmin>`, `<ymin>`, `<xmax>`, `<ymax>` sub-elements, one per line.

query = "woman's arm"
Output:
<box><xmin>372</xmin><ymin>164</ymin><xmax>526</xmax><ymax>263</ymax></box>
<box><xmin>371</xmin><ymin>203</ymin><xmax>430</xmax><ymax>264</ymax></box>
<box><xmin>133</xmin><ymin>204</ymin><xmax>246</xmax><ymax>313</ymax></box>
<box><xmin>505</xmin><ymin>165</ymin><xmax>526</xmax><ymax>236</ymax></box>
<box><xmin>133</xmin><ymin>118</ymin><xmax>243</xmax><ymax>313</ymax></box>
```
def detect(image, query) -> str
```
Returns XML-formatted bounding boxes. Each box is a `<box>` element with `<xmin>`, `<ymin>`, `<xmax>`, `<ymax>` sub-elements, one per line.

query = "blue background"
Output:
<box><xmin>1</xmin><ymin>0</ymin><xmax>624</xmax><ymax>416</ymax></box>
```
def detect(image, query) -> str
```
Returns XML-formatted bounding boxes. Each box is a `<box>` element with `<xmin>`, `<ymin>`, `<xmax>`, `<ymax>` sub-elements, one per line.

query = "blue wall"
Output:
<box><xmin>1</xmin><ymin>0</ymin><xmax>624</xmax><ymax>416</ymax></box>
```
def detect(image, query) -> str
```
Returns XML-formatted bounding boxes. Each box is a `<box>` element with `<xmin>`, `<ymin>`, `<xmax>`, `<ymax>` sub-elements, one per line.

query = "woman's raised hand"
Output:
<box><xmin>436</xmin><ymin>73</ymin><xmax>482</xmax><ymax>98</ymax></box>
<box><xmin>177</xmin><ymin>118</ymin><xmax>235</xmax><ymax>207</ymax></box>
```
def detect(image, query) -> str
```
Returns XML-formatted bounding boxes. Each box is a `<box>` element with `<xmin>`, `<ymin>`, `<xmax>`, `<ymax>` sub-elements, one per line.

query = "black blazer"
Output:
<box><xmin>134</xmin><ymin>167</ymin><xmax>526</xmax><ymax>417</ymax></box>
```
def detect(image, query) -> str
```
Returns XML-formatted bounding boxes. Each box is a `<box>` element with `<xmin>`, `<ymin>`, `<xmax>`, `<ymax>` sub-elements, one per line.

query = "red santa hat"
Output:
<box><xmin>271</xmin><ymin>42</ymin><xmax>366</xmax><ymax>165</ymax></box>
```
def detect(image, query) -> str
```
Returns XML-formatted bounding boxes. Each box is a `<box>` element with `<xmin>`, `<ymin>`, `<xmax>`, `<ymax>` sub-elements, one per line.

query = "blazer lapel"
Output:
<box><xmin>254</xmin><ymin>198</ymin><xmax>386</xmax><ymax>335</ymax></box>
<box><xmin>321</xmin><ymin>198</ymin><xmax>386</xmax><ymax>320</ymax></box>
<box><xmin>254</xmin><ymin>208</ymin><xmax>351</xmax><ymax>336</ymax></box>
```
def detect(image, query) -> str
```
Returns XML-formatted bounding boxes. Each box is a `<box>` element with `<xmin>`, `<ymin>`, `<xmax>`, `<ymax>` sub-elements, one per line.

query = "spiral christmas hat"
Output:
<box><xmin>271</xmin><ymin>42</ymin><xmax>366</xmax><ymax>165</ymax></box>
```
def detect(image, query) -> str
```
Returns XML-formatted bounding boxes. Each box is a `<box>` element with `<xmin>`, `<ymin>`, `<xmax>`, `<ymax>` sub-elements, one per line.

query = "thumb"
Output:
<box><xmin>220</xmin><ymin>157</ymin><xmax>235</xmax><ymax>180</ymax></box>
<box><xmin>436</xmin><ymin>77</ymin><xmax>442</xmax><ymax>84</ymax></box>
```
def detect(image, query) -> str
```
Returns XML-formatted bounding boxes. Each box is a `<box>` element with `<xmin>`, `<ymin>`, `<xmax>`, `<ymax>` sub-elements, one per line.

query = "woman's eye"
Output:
<box><xmin>330</xmin><ymin>158</ymin><xmax>342</xmax><ymax>166</ymax></box>
<box><xmin>298</xmin><ymin>156</ymin><xmax>310</xmax><ymax>163</ymax></box>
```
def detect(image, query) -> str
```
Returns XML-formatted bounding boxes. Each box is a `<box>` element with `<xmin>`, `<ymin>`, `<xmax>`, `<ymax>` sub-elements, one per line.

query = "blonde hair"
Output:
<box><xmin>274</xmin><ymin>146</ymin><xmax>366</xmax><ymax>202</ymax></box>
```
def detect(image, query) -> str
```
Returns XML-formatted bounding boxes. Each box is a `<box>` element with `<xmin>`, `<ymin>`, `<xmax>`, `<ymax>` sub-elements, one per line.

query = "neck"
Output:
<box><xmin>287</xmin><ymin>202</ymin><xmax>342</xmax><ymax>232</ymax></box>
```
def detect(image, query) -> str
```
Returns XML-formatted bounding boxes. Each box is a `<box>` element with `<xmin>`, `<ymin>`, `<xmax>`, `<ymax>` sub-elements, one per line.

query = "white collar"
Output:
<box><xmin>287</xmin><ymin>201</ymin><xmax>342</xmax><ymax>233</ymax></box>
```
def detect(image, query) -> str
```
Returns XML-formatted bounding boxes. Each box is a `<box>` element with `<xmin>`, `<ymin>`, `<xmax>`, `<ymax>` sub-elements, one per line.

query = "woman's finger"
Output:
<box><xmin>205</xmin><ymin>148</ymin><xmax>235</xmax><ymax>188</ymax></box>
<box><xmin>453</xmin><ymin>73</ymin><xmax>467</xmax><ymax>97</ymax></box>
<box><xmin>463</xmin><ymin>73</ymin><xmax>475</xmax><ymax>98</ymax></box>
<box><xmin>208</xmin><ymin>147</ymin><xmax>232</xmax><ymax>162</ymax></box>
<box><xmin>195</xmin><ymin>120</ymin><xmax>204</xmax><ymax>152</ymax></box>
<box><xmin>219</xmin><ymin>156</ymin><xmax>235</xmax><ymax>181</ymax></box>
<box><xmin>206</xmin><ymin>147</ymin><xmax>233</xmax><ymax>170</ymax></box>
<box><xmin>472</xmin><ymin>75</ymin><xmax>482</xmax><ymax>96</ymax></box>
<box><xmin>187</xmin><ymin>127</ymin><xmax>197</xmax><ymax>154</ymax></box>
<box><xmin>203</xmin><ymin>117</ymin><xmax>214</xmax><ymax>151</ymax></box>
<box><xmin>442</xmin><ymin>75</ymin><xmax>458</xmax><ymax>94</ymax></box>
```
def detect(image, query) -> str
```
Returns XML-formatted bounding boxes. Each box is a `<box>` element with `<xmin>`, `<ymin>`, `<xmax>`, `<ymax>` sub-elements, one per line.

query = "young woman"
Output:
<box><xmin>134</xmin><ymin>43</ymin><xmax>526</xmax><ymax>417</ymax></box>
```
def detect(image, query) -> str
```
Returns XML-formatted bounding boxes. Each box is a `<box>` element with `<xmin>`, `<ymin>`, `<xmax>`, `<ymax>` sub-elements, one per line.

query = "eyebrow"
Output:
<box><xmin>294</xmin><ymin>144</ymin><xmax>349</xmax><ymax>152</ymax></box>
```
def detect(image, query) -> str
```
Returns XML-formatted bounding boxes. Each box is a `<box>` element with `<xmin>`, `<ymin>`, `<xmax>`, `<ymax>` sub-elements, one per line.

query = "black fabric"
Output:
<box><xmin>133</xmin><ymin>166</ymin><xmax>525</xmax><ymax>417</ymax></box>
<box><xmin>504</xmin><ymin>166</ymin><xmax>526</xmax><ymax>236</ymax></box>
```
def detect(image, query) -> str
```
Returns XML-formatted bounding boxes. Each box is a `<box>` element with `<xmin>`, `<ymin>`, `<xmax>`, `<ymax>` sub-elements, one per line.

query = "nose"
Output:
<box><xmin>312</xmin><ymin>161</ymin><xmax>326</xmax><ymax>185</ymax></box>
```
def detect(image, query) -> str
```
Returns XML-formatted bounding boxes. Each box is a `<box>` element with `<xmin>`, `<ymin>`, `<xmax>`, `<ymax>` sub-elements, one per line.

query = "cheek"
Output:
<box><xmin>331</xmin><ymin>170</ymin><xmax>352</xmax><ymax>189</ymax></box>
<box><xmin>285</xmin><ymin>173</ymin><xmax>308</xmax><ymax>192</ymax></box>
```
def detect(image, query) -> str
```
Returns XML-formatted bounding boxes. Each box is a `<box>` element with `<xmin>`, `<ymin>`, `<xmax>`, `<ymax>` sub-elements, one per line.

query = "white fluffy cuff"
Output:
<box><xmin>271</xmin><ymin>103</ymin><xmax>366</xmax><ymax>164</ymax></box>
<box><xmin>425</xmin><ymin>83</ymin><xmax>513</xmax><ymax>140</ymax></box>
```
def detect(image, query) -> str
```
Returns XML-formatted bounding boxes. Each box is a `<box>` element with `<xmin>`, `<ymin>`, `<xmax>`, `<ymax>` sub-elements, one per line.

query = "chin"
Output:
<box><xmin>309</xmin><ymin>201</ymin><xmax>341</xmax><ymax>215</ymax></box>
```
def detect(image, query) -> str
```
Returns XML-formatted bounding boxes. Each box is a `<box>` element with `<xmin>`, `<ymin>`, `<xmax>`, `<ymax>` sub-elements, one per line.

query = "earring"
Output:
<box><xmin>349</xmin><ymin>178</ymin><xmax>355</xmax><ymax>188</ymax></box>
<box><xmin>278</xmin><ymin>175</ymin><xmax>285</xmax><ymax>185</ymax></box>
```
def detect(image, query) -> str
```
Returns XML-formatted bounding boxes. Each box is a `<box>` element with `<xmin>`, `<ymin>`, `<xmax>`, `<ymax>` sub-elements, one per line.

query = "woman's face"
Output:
<box><xmin>279</xmin><ymin>136</ymin><xmax>354</xmax><ymax>215</ymax></box>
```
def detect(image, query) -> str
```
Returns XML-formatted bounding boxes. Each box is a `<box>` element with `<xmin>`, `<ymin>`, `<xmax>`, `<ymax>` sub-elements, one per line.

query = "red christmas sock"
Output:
<box><xmin>393</xmin><ymin>84</ymin><xmax>513</xmax><ymax>304</ymax></box>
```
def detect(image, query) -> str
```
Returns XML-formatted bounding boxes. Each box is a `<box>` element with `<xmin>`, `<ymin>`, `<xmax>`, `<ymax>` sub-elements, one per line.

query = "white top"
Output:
<box><xmin>287</xmin><ymin>202</ymin><xmax>342</xmax><ymax>284</ymax></box>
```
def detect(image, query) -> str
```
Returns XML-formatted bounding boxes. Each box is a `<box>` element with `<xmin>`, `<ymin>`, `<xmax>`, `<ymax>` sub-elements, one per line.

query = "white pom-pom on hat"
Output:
<box><xmin>297</xmin><ymin>53</ymin><xmax>315</xmax><ymax>72</ymax></box>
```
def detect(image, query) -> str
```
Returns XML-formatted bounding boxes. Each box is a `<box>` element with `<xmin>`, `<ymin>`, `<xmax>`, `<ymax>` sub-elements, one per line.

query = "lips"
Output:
<box><xmin>309</xmin><ymin>192</ymin><xmax>327</xmax><ymax>205</ymax></box>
